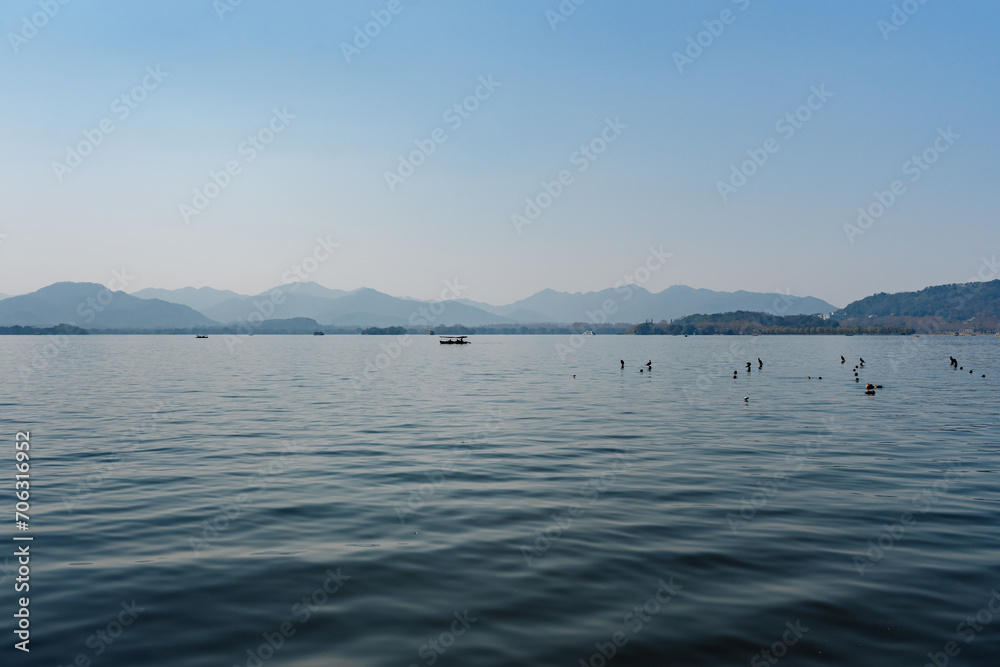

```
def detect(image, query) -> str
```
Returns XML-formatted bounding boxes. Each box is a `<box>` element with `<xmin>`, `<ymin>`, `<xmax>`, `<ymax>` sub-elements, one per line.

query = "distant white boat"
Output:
<box><xmin>582</xmin><ymin>330</ymin><xmax>594</xmax><ymax>336</ymax></box>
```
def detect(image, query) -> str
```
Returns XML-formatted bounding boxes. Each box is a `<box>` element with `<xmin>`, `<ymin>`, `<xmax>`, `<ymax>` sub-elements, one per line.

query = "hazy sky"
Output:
<box><xmin>2</xmin><ymin>0</ymin><xmax>998</xmax><ymax>307</ymax></box>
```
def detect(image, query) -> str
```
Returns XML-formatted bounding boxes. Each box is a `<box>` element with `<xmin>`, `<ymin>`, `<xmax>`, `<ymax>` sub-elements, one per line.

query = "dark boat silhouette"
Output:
<box><xmin>439</xmin><ymin>335</ymin><xmax>470</xmax><ymax>345</ymax></box>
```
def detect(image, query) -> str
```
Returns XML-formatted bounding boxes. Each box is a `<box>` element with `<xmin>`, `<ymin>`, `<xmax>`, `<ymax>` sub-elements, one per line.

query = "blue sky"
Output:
<box><xmin>2</xmin><ymin>0</ymin><xmax>998</xmax><ymax>307</ymax></box>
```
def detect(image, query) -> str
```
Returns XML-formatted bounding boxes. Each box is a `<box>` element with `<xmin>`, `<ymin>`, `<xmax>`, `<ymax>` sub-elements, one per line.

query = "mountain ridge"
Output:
<box><xmin>0</xmin><ymin>282</ymin><xmax>216</xmax><ymax>329</ymax></box>
<box><xmin>133</xmin><ymin>282</ymin><xmax>838</xmax><ymax>326</ymax></box>
<box><xmin>34</xmin><ymin>279</ymin><xmax>1000</xmax><ymax>331</ymax></box>
<box><xmin>1</xmin><ymin>281</ymin><xmax>841</xmax><ymax>329</ymax></box>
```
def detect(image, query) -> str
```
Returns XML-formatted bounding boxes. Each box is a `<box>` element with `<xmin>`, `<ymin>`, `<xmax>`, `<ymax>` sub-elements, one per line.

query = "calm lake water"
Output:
<box><xmin>2</xmin><ymin>334</ymin><xmax>998</xmax><ymax>666</ymax></box>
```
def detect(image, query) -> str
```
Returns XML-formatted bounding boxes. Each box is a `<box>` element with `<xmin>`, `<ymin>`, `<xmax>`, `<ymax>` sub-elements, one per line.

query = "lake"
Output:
<box><xmin>2</xmin><ymin>334</ymin><xmax>998</xmax><ymax>666</ymax></box>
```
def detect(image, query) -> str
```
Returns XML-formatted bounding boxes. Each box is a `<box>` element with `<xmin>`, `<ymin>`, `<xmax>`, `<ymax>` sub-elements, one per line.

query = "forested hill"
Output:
<box><xmin>840</xmin><ymin>279</ymin><xmax>1000</xmax><ymax>320</ymax></box>
<box><xmin>625</xmin><ymin>311</ymin><xmax>911</xmax><ymax>335</ymax></box>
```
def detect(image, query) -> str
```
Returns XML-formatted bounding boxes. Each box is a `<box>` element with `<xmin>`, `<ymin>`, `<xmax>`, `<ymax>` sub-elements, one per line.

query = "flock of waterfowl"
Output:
<box><xmin>723</xmin><ymin>352</ymin><xmax>986</xmax><ymax>402</ymax></box>
<box><xmin>950</xmin><ymin>355</ymin><xmax>986</xmax><ymax>378</ymax></box>
<box><xmin>596</xmin><ymin>351</ymin><xmax>987</xmax><ymax>405</ymax></box>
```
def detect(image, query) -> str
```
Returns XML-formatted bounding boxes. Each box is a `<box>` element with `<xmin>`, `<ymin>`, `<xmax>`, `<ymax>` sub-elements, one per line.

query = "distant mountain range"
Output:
<box><xmin>0</xmin><ymin>280</ymin><xmax>844</xmax><ymax>330</ymax></box>
<box><xmin>455</xmin><ymin>285</ymin><xmax>837</xmax><ymax>324</ymax></box>
<box><xmin>0</xmin><ymin>282</ymin><xmax>215</xmax><ymax>329</ymax></box>
<box><xmin>3</xmin><ymin>279</ymin><xmax>997</xmax><ymax>332</ymax></box>
<box><xmin>132</xmin><ymin>282</ymin><xmax>835</xmax><ymax>328</ymax></box>
<box><xmin>131</xmin><ymin>286</ymin><xmax>245</xmax><ymax>313</ymax></box>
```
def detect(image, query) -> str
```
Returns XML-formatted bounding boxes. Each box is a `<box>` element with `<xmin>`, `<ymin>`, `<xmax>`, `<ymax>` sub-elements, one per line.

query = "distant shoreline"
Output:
<box><xmin>4</xmin><ymin>328</ymin><xmax>996</xmax><ymax>337</ymax></box>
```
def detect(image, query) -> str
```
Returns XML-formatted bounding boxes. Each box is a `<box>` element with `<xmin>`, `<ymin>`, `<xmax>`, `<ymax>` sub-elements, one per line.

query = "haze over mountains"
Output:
<box><xmin>139</xmin><ymin>282</ymin><xmax>837</xmax><ymax>326</ymax></box>
<box><xmin>130</xmin><ymin>287</ymin><xmax>245</xmax><ymax>313</ymax></box>
<box><xmin>0</xmin><ymin>282</ymin><xmax>215</xmax><ymax>329</ymax></box>
<box><xmin>4</xmin><ymin>280</ymin><xmax>1000</xmax><ymax>331</ymax></box>
<box><xmin>0</xmin><ymin>281</ymin><xmax>838</xmax><ymax>329</ymax></box>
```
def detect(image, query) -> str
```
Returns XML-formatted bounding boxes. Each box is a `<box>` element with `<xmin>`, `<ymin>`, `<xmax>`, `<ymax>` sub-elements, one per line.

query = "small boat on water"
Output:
<box><xmin>439</xmin><ymin>335</ymin><xmax>470</xmax><ymax>345</ymax></box>
<box><xmin>582</xmin><ymin>330</ymin><xmax>594</xmax><ymax>336</ymax></box>
<box><xmin>196</xmin><ymin>335</ymin><xmax>208</xmax><ymax>339</ymax></box>
<box><xmin>313</xmin><ymin>331</ymin><xmax>324</xmax><ymax>336</ymax></box>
